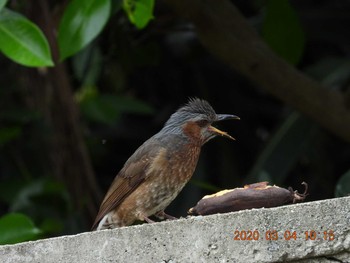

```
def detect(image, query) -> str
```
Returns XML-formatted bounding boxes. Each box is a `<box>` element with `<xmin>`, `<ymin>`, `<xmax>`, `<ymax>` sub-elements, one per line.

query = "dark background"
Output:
<box><xmin>0</xmin><ymin>0</ymin><xmax>349</xmax><ymax>237</ymax></box>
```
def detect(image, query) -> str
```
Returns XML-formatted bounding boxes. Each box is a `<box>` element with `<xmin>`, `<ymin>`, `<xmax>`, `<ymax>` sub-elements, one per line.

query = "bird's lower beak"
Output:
<box><xmin>208</xmin><ymin>125</ymin><xmax>235</xmax><ymax>140</ymax></box>
<box><xmin>209</xmin><ymin>114</ymin><xmax>239</xmax><ymax>140</ymax></box>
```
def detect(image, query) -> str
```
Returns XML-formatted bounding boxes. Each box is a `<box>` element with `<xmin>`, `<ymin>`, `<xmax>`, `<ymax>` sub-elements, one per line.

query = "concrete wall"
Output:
<box><xmin>0</xmin><ymin>196</ymin><xmax>349</xmax><ymax>263</ymax></box>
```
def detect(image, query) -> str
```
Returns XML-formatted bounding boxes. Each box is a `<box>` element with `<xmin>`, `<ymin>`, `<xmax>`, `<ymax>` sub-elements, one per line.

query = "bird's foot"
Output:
<box><xmin>155</xmin><ymin>211</ymin><xmax>177</xmax><ymax>220</ymax></box>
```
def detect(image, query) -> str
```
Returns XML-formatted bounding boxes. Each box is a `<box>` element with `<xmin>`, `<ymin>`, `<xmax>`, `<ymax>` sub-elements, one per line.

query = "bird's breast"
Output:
<box><xmin>143</xmin><ymin>143</ymin><xmax>201</xmax><ymax>205</ymax></box>
<box><xmin>147</xmin><ymin>143</ymin><xmax>201</xmax><ymax>182</ymax></box>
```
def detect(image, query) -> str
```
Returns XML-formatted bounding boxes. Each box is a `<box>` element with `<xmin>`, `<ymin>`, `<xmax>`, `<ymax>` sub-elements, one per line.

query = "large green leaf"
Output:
<box><xmin>58</xmin><ymin>0</ymin><xmax>111</xmax><ymax>61</ymax></box>
<box><xmin>335</xmin><ymin>170</ymin><xmax>350</xmax><ymax>197</ymax></box>
<box><xmin>0</xmin><ymin>0</ymin><xmax>7</xmax><ymax>11</ymax></box>
<box><xmin>0</xmin><ymin>8</ymin><xmax>53</xmax><ymax>67</ymax></box>
<box><xmin>262</xmin><ymin>0</ymin><xmax>305</xmax><ymax>65</ymax></box>
<box><xmin>123</xmin><ymin>0</ymin><xmax>154</xmax><ymax>29</ymax></box>
<box><xmin>0</xmin><ymin>213</ymin><xmax>41</xmax><ymax>245</ymax></box>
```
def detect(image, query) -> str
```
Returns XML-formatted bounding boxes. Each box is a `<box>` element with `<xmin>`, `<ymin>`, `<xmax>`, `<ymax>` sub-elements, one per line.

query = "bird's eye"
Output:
<box><xmin>196</xmin><ymin>120</ymin><xmax>209</xmax><ymax>127</ymax></box>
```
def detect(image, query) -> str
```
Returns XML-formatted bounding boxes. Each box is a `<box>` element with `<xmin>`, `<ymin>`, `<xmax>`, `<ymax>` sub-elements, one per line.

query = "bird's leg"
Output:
<box><xmin>155</xmin><ymin>211</ymin><xmax>177</xmax><ymax>220</ymax></box>
<box><xmin>143</xmin><ymin>216</ymin><xmax>155</xmax><ymax>223</ymax></box>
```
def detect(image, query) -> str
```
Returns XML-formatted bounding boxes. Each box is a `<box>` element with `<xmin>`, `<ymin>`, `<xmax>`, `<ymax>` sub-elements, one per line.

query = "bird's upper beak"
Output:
<box><xmin>208</xmin><ymin>114</ymin><xmax>240</xmax><ymax>140</ymax></box>
<box><xmin>216</xmin><ymin>114</ymin><xmax>240</xmax><ymax>121</ymax></box>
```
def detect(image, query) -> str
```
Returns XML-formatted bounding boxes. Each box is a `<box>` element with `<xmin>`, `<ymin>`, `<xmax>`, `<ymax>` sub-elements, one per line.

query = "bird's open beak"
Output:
<box><xmin>209</xmin><ymin>114</ymin><xmax>240</xmax><ymax>140</ymax></box>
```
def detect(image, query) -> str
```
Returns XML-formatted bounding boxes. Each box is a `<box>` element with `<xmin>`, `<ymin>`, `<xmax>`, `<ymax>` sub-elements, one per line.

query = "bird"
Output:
<box><xmin>92</xmin><ymin>98</ymin><xmax>239</xmax><ymax>230</ymax></box>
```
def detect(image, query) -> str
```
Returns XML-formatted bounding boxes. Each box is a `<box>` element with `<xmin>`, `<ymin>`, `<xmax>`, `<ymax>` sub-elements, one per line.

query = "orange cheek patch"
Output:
<box><xmin>182</xmin><ymin>121</ymin><xmax>202</xmax><ymax>141</ymax></box>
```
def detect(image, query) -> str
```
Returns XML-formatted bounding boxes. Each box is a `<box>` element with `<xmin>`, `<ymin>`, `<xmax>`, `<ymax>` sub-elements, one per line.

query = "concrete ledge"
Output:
<box><xmin>1</xmin><ymin>197</ymin><xmax>349</xmax><ymax>263</ymax></box>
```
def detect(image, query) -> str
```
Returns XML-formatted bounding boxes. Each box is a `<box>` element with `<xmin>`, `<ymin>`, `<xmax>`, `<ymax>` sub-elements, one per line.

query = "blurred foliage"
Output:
<box><xmin>0</xmin><ymin>0</ymin><xmax>349</xmax><ymax>245</ymax></box>
<box><xmin>0</xmin><ymin>0</ymin><xmax>7</xmax><ymax>10</ymax></box>
<box><xmin>335</xmin><ymin>170</ymin><xmax>350</xmax><ymax>197</ymax></box>
<box><xmin>123</xmin><ymin>0</ymin><xmax>155</xmax><ymax>29</ymax></box>
<box><xmin>80</xmin><ymin>94</ymin><xmax>154</xmax><ymax>125</ymax></box>
<box><xmin>247</xmin><ymin>112</ymin><xmax>316</xmax><ymax>185</ymax></box>
<box><xmin>0</xmin><ymin>213</ymin><xmax>41</xmax><ymax>245</ymax></box>
<box><xmin>262</xmin><ymin>0</ymin><xmax>305</xmax><ymax>65</ymax></box>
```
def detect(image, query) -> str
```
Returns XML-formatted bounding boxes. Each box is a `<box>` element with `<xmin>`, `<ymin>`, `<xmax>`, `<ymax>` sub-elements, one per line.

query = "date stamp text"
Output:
<box><xmin>233</xmin><ymin>230</ymin><xmax>335</xmax><ymax>241</ymax></box>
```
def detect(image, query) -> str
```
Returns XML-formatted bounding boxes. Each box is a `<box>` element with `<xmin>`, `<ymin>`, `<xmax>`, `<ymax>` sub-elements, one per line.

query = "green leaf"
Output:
<box><xmin>0</xmin><ymin>8</ymin><xmax>53</xmax><ymax>67</ymax></box>
<box><xmin>0</xmin><ymin>177</ymin><xmax>69</xmax><ymax>237</ymax></box>
<box><xmin>58</xmin><ymin>0</ymin><xmax>111</xmax><ymax>61</ymax></box>
<box><xmin>262</xmin><ymin>0</ymin><xmax>305</xmax><ymax>65</ymax></box>
<box><xmin>123</xmin><ymin>0</ymin><xmax>154</xmax><ymax>29</ymax></box>
<box><xmin>0</xmin><ymin>213</ymin><xmax>41</xmax><ymax>245</ymax></box>
<box><xmin>0</xmin><ymin>0</ymin><xmax>7</xmax><ymax>11</ymax></box>
<box><xmin>335</xmin><ymin>170</ymin><xmax>350</xmax><ymax>197</ymax></box>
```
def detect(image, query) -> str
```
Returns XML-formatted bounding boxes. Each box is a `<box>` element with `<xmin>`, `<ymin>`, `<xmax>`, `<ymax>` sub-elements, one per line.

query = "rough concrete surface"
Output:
<box><xmin>0</xmin><ymin>196</ymin><xmax>349</xmax><ymax>263</ymax></box>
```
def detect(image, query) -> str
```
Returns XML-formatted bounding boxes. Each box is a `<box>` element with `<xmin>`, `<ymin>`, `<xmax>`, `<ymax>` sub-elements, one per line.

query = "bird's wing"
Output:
<box><xmin>91</xmin><ymin>140</ymin><xmax>164</xmax><ymax>230</ymax></box>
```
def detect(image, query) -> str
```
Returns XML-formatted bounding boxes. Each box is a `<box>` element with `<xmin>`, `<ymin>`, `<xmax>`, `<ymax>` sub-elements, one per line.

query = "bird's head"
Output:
<box><xmin>160</xmin><ymin>98</ymin><xmax>239</xmax><ymax>145</ymax></box>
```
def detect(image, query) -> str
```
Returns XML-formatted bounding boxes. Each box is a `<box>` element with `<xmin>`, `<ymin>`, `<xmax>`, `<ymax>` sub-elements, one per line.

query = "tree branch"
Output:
<box><xmin>26</xmin><ymin>1</ymin><xmax>103</xmax><ymax>220</ymax></box>
<box><xmin>164</xmin><ymin>0</ymin><xmax>350</xmax><ymax>142</ymax></box>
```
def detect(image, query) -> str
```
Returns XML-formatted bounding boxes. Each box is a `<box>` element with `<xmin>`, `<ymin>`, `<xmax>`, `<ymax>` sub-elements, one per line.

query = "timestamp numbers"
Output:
<box><xmin>233</xmin><ymin>230</ymin><xmax>335</xmax><ymax>241</ymax></box>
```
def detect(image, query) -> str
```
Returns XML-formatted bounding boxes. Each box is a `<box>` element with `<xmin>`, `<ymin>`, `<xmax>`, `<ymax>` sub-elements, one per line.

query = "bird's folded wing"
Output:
<box><xmin>91</xmin><ymin>142</ymin><xmax>164</xmax><ymax>229</ymax></box>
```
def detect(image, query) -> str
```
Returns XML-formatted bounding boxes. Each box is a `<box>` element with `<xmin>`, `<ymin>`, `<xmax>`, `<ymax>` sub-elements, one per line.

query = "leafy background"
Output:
<box><xmin>0</xmin><ymin>0</ymin><xmax>349</xmax><ymax>244</ymax></box>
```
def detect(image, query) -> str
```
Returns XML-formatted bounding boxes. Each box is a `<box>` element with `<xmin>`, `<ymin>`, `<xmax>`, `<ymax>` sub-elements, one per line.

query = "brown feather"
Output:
<box><xmin>91</xmin><ymin>140</ymin><xmax>165</xmax><ymax>229</ymax></box>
